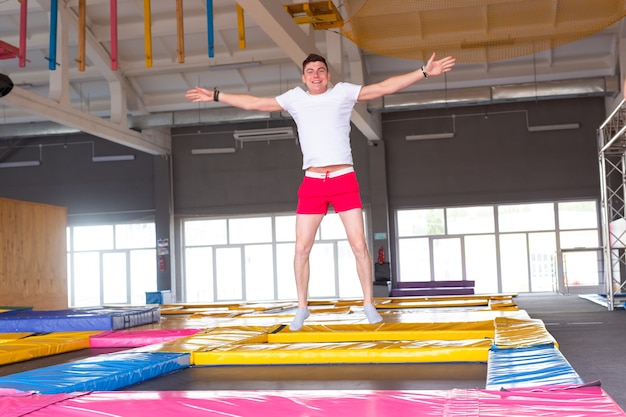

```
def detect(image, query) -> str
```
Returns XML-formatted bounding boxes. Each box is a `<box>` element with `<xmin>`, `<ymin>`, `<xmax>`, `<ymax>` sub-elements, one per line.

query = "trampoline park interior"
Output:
<box><xmin>3</xmin><ymin>1</ymin><xmax>626</xmax><ymax>416</ymax></box>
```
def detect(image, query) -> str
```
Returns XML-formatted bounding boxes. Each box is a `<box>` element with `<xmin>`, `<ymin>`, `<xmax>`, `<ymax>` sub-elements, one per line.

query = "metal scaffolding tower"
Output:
<box><xmin>599</xmin><ymin>99</ymin><xmax>626</xmax><ymax>311</ymax></box>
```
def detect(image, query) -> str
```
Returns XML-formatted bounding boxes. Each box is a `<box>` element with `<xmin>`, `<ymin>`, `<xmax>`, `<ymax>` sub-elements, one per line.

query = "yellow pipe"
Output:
<box><xmin>236</xmin><ymin>3</ymin><xmax>245</xmax><ymax>49</ymax></box>
<box><xmin>176</xmin><ymin>0</ymin><xmax>184</xmax><ymax>63</ymax></box>
<box><xmin>77</xmin><ymin>0</ymin><xmax>85</xmax><ymax>71</ymax></box>
<box><xmin>144</xmin><ymin>0</ymin><xmax>152</xmax><ymax>68</ymax></box>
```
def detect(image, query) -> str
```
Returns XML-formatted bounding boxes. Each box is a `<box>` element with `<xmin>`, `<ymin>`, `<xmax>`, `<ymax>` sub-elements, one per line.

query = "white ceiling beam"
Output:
<box><xmin>57</xmin><ymin>2</ymin><xmax>145</xmax><ymax>115</ymax></box>
<box><xmin>2</xmin><ymin>87</ymin><xmax>171</xmax><ymax>155</ymax></box>
<box><xmin>235</xmin><ymin>0</ymin><xmax>382</xmax><ymax>140</ymax></box>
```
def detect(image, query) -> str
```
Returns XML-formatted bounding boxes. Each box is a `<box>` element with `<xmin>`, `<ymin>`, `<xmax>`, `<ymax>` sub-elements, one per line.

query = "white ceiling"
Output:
<box><xmin>0</xmin><ymin>0</ymin><xmax>624</xmax><ymax>154</ymax></box>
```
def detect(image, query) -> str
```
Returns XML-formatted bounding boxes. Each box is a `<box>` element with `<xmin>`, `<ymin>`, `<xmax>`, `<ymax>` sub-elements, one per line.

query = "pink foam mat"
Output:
<box><xmin>89</xmin><ymin>328</ymin><xmax>202</xmax><ymax>347</ymax></box>
<box><xmin>1</xmin><ymin>385</ymin><xmax>624</xmax><ymax>417</ymax></box>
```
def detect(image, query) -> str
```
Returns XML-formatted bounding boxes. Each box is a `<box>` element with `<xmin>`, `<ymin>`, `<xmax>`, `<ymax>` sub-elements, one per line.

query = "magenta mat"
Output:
<box><xmin>1</xmin><ymin>385</ymin><xmax>624</xmax><ymax>417</ymax></box>
<box><xmin>89</xmin><ymin>329</ymin><xmax>202</xmax><ymax>347</ymax></box>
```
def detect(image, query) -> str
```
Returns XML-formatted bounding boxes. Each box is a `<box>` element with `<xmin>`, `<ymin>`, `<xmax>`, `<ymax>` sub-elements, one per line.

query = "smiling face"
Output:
<box><xmin>302</xmin><ymin>60</ymin><xmax>330</xmax><ymax>96</ymax></box>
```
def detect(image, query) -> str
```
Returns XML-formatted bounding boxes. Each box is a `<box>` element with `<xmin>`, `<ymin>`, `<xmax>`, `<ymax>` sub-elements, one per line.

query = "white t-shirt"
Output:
<box><xmin>275</xmin><ymin>82</ymin><xmax>362</xmax><ymax>169</ymax></box>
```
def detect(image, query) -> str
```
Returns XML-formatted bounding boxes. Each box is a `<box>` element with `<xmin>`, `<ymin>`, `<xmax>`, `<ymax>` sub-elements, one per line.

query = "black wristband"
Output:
<box><xmin>213</xmin><ymin>88</ymin><xmax>220</xmax><ymax>102</ymax></box>
<box><xmin>420</xmin><ymin>66</ymin><xmax>429</xmax><ymax>78</ymax></box>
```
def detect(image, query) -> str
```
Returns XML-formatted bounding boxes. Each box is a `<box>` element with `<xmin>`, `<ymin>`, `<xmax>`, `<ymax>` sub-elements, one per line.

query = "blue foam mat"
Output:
<box><xmin>0</xmin><ymin>351</ymin><xmax>190</xmax><ymax>394</ymax></box>
<box><xmin>0</xmin><ymin>307</ymin><xmax>160</xmax><ymax>332</ymax></box>
<box><xmin>486</xmin><ymin>344</ymin><xmax>583</xmax><ymax>389</ymax></box>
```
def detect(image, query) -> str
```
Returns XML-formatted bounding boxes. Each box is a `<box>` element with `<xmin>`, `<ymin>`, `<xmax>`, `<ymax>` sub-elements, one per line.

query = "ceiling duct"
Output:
<box><xmin>233</xmin><ymin>127</ymin><xmax>297</xmax><ymax>144</ymax></box>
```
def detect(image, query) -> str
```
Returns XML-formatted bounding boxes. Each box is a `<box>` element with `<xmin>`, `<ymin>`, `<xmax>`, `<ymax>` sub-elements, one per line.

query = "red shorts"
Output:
<box><xmin>296</xmin><ymin>170</ymin><xmax>362</xmax><ymax>215</ymax></box>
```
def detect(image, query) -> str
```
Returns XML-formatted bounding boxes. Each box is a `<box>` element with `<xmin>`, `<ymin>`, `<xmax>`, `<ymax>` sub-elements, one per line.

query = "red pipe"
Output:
<box><xmin>19</xmin><ymin>0</ymin><xmax>27</xmax><ymax>67</ymax></box>
<box><xmin>110</xmin><ymin>0</ymin><xmax>118</xmax><ymax>70</ymax></box>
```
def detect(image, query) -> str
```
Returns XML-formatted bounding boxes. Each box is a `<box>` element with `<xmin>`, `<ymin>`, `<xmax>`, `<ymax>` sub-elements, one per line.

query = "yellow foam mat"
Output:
<box><xmin>374</xmin><ymin>294</ymin><xmax>518</xmax><ymax>310</ymax></box>
<box><xmin>493</xmin><ymin>317</ymin><xmax>558</xmax><ymax>348</ymax></box>
<box><xmin>0</xmin><ymin>331</ymin><xmax>98</xmax><ymax>365</ymax></box>
<box><xmin>0</xmin><ymin>333</ymin><xmax>33</xmax><ymax>343</ymax></box>
<box><xmin>268</xmin><ymin>322</ymin><xmax>494</xmax><ymax>343</ymax></box>
<box><xmin>140</xmin><ymin>320</ymin><xmax>497</xmax><ymax>365</ymax></box>
<box><xmin>193</xmin><ymin>339</ymin><xmax>493</xmax><ymax>365</ymax></box>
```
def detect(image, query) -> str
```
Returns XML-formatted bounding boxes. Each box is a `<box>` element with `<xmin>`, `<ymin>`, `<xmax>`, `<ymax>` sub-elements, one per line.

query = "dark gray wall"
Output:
<box><xmin>383</xmin><ymin>98</ymin><xmax>603</xmax><ymax>209</ymax></box>
<box><xmin>171</xmin><ymin>120</ymin><xmax>372</xmax><ymax>216</ymax></box>
<box><xmin>0</xmin><ymin>135</ymin><xmax>157</xmax><ymax>225</ymax></box>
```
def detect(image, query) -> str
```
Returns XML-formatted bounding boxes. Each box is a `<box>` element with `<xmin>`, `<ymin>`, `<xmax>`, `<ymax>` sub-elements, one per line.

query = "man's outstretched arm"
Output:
<box><xmin>185</xmin><ymin>87</ymin><xmax>283</xmax><ymax>112</ymax></box>
<box><xmin>358</xmin><ymin>52</ymin><xmax>456</xmax><ymax>102</ymax></box>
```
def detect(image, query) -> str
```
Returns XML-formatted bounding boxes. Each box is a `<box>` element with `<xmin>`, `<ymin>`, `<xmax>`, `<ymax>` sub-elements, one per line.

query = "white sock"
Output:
<box><xmin>364</xmin><ymin>304</ymin><xmax>383</xmax><ymax>324</ymax></box>
<box><xmin>289</xmin><ymin>308</ymin><xmax>310</xmax><ymax>331</ymax></box>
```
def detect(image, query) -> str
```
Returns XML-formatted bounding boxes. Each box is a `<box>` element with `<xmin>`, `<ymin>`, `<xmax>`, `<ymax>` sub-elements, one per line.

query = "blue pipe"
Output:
<box><xmin>48</xmin><ymin>0</ymin><xmax>58</xmax><ymax>70</ymax></box>
<box><xmin>207</xmin><ymin>0</ymin><xmax>214</xmax><ymax>57</ymax></box>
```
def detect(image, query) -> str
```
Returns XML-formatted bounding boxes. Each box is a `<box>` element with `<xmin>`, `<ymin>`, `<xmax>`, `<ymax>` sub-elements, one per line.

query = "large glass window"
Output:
<box><xmin>397</xmin><ymin>209</ymin><xmax>445</xmax><ymax>236</ymax></box>
<box><xmin>67</xmin><ymin>222</ymin><xmax>157</xmax><ymax>307</ymax></box>
<box><xmin>498</xmin><ymin>203</ymin><xmax>555</xmax><ymax>232</ymax></box>
<box><xmin>397</xmin><ymin>200</ymin><xmax>600</xmax><ymax>294</ymax></box>
<box><xmin>182</xmin><ymin>212</ymin><xmax>367</xmax><ymax>303</ymax></box>
<box><xmin>447</xmin><ymin>206</ymin><xmax>495</xmax><ymax>234</ymax></box>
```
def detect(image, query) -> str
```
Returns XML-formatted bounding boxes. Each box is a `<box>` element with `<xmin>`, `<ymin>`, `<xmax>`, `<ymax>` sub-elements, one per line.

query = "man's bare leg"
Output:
<box><xmin>339</xmin><ymin>208</ymin><xmax>383</xmax><ymax>324</ymax></box>
<box><xmin>290</xmin><ymin>213</ymin><xmax>324</xmax><ymax>330</ymax></box>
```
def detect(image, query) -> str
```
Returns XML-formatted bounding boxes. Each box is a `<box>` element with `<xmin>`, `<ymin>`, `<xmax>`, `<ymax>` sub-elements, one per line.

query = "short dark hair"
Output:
<box><xmin>302</xmin><ymin>53</ymin><xmax>327</xmax><ymax>73</ymax></box>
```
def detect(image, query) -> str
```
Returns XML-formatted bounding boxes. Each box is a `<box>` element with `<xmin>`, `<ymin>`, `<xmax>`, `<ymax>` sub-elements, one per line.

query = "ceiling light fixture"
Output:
<box><xmin>405</xmin><ymin>132</ymin><xmax>455</xmax><ymax>141</ymax></box>
<box><xmin>0</xmin><ymin>160</ymin><xmax>41</xmax><ymax>168</ymax></box>
<box><xmin>233</xmin><ymin>127</ymin><xmax>297</xmax><ymax>143</ymax></box>
<box><xmin>92</xmin><ymin>154</ymin><xmax>135</xmax><ymax>162</ymax></box>
<box><xmin>527</xmin><ymin>123</ymin><xmax>580</xmax><ymax>132</ymax></box>
<box><xmin>191</xmin><ymin>147</ymin><xmax>236</xmax><ymax>154</ymax></box>
<box><xmin>406</xmin><ymin>115</ymin><xmax>456</xmax><ymax>141</ymax></box>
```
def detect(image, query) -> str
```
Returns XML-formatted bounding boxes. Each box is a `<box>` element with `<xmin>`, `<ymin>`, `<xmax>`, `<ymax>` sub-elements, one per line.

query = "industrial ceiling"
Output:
<box><xmin>0</xmin><ymin>0</ymin><xmax>625</xmax><ymax>155</ymax></box>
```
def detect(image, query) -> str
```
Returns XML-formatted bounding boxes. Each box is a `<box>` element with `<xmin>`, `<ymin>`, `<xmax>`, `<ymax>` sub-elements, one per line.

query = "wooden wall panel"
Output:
<box><xmin>0</xmin><ymin>198</ymin><xmax>67</xmax><ymax>310</ymax></box>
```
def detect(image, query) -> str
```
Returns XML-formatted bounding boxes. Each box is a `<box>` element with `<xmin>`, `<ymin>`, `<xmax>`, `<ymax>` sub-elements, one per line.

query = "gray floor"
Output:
<box><xmin>125</xmin><ymin>362</ymin><xmax>487</xmax><ymax>391</ymax></box>
<box><xmin>515</xmin><ymin>293</ymin><xmax>626</xmax><ymax>411</ymax></box>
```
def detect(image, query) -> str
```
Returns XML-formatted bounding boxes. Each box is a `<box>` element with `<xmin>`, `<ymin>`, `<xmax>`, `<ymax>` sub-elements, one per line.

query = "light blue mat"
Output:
<box><xmin>486</xmin><ymin>344</ymin><xmax>583</xmax><ymax>389</ymax></box>
<box><xmin>0</xmin><ymin>351</ymin><xmax>190</xmax><ymax>393</ymax></box>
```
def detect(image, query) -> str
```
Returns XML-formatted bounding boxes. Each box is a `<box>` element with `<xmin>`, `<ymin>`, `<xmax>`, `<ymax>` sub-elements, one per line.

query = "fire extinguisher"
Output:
<box><xmin>378</xmin><ymin>246</ymin><xmax>385</xmax><ymax>264</ymax></box>
<box><xmin>158</xmin><ymin>255</ymin><xmax>166</xmax><ymax>271</ymax></box>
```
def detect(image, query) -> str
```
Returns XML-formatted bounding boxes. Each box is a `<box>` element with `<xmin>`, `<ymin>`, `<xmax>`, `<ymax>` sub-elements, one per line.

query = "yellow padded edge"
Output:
<box><xmin>193</xmin><ymin>339</ymin><xmax>493</xmax><ymax>365</ymax></box>
<box><xmin>0</xmin><ymin>331</ymin><xmax>98</xmax><ymax>366</ymax></box>
<box><xmin>0</xmin><ymin>332</ymin><xmax>33</xmax><ymax>343</ymax></box>
<box><xmin>269</xmin><ymin>322</ymin><xmax>494</xmax><ymax>343</ymax></box>
<box><xmin>493</xmin><ymin>317</ymin><xmax>558</xmax><ymax>349</ymax></box>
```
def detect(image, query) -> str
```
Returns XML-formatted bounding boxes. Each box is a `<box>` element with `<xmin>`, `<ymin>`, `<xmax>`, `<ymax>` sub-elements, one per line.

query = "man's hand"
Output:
<box><xmin>185</xmin><ymin>87</ymin><xmax>213</xmax><ymax>103</ymax></box>
<box><xmin>423</xmin><ymin>53</ymin><xmax>456</xmax><ymax>77</ymax></box>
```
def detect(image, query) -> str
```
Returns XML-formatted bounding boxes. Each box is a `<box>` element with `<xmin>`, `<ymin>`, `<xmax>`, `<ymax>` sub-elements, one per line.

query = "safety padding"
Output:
<box><xmin>0</xmin><ymin>351</ymin><xmax>190</xmax><ymax>394</ymax></box>
<box><xmin>134</xmin><ymin>326</ymin><xmax>274</xmax><ymax>355</ymax></box>
<box><xmin>0</xmin><ymin>306</ymin><xmax>160</xmax><ymax>332</ymax></box>
<box><xmin>0</xmin><ymin>332</ymin><xmax>33</xmax><ymax>344</ymax></box>
<box><xmin>0</xmin><ymin>331</ymin><xmax>98</xmax><ymax>366</ymax></box>
<box><xmin>192</xmin><ymin>339</ymin><xmax>493</xmax><ymax>365</ymax></box>
<box><xmin>267</xmin><ymin>322</ymin><xmax>494</xmax><ymax>343</ymax></box>
<box><xmin>2</xmin><ymin>385</ymin><xmax>624</xmax><ymax>417</ymax></box>
<box><xmin>493</xmin><ymin>317</ymin><xmax>558</xmax><ymax>348</ymax></box>
<box><xmin>486</xmin><ymin>344</ymin><xmax>583</xmax><ymax>389</ymax></box>
<box><xmin>89</xmin><ymin>328</ymin><xmax>203</xmax><ymax>348</ymax></box>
